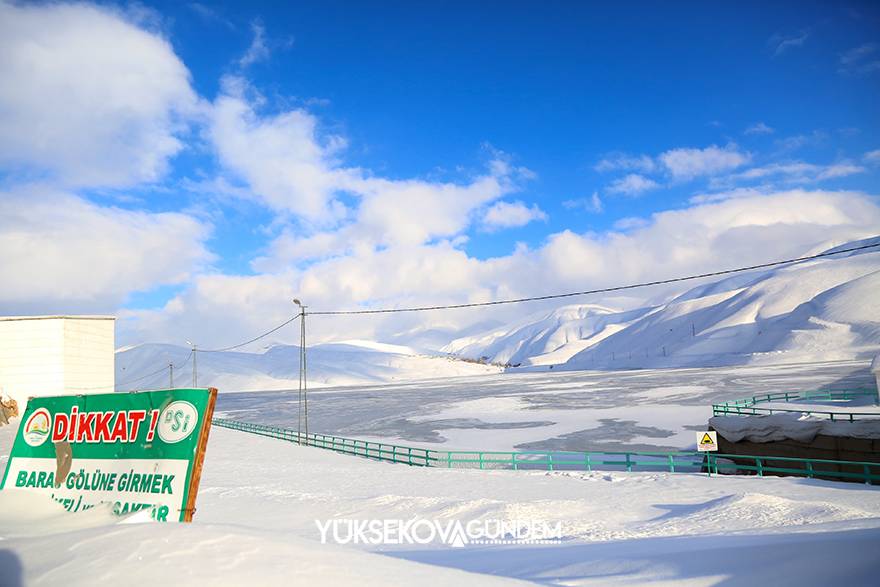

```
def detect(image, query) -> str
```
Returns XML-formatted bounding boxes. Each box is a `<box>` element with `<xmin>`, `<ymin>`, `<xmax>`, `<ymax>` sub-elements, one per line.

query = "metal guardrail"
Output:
<box><xmin>707</xmin><ymin>453</ymin><xmax>880</xmax><ymax>484</ymax></box>
<box><xmin>712</xmin><ymin>389</ymin><xmax>880</xmax><ymax>421</ymax></box>
<box><xmin>432</xmin><ymin>450</ymin><xmax>705</xmax><ymax>472</ymax></box>
<box><xmin>213</xmin><ymin>418</ymin><xmax>880</xmax><ymax>484</ymax></box>
<box><xmin>212</xmin><ymin>418</ymin><xmax>435</xmax><ymax>466</ymax></box>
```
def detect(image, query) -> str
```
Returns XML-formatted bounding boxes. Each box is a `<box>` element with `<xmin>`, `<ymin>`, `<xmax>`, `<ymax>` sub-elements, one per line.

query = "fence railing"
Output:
<box><xmin>712</xmin><ymin>389</ymin><xmax>880</xmax><ymax>421</ymax></box>
<box><xmin>432</xmin><ymin>450</ymin><xmax>706</xmax><ymax>472</ymax></box>
<box><xmin>707</xmin><ymin>453</ymin><xmax>880</xmax><ymax>484</ymax></box>
<box><xmin>212</xmin><ymin>418</ymin><xmax>435</xmax><ymax>467</ymax></box>
<box><xmin>213</xmin><ymin>418</ymin><xmax>880</xmax><ymax>484</ymax></box>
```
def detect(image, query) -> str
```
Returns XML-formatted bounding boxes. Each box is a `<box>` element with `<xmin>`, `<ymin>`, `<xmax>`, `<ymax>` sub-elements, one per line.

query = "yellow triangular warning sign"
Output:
<box><xmin>700</xmin><ymin>433</ymin><xmax>714</xmax><ymax>445</ymax></box>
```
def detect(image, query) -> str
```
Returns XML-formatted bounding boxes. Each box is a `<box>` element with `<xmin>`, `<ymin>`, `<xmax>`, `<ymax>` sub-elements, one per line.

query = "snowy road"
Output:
<box><xmin>215</xmin><ymin>359</ymin><xmax>876</xmax><ymax>451</ymax></box>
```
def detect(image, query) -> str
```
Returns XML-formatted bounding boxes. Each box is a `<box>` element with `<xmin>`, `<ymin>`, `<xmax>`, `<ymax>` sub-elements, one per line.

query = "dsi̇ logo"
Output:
<box><xmin>22</xmin><ymin>408</ymin><xmax>51</xmax><ymax>447</ymax></box>
<box><xmin>157</xmin><ymin>401</ymin><xmax>198</xmax><ymax>443</ymax></box>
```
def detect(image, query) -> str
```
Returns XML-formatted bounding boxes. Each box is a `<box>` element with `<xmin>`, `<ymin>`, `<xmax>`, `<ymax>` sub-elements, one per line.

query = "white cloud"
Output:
<box><xmin>839</xmin><ymin>43</ymin><xmax>880</xmax><ymax>75</ymax></box>
<box><xmin>481</xmin><ymin>201</ymin><xmax>547</xmax><ymax>231</ymax></box>
<box><xmin>774</xmin><ymin>131</ymin><xmax>827</xmax><ymax>152</ymax></box>
<box><xmin>208</xmin><ymin>77</ymin><xmax>353</xmax><ymax>222</ymax></box>
<box><xmin>744</xmin><ymin>122</ymin><xmax>775</xmax><ymax>135</ymax></box>
<box><xmin>250</xmin><ymin>162</ymin><xmax>523</xmax><ymax>269</ymax></box>
<box><xmin>864</xmin><ymin>150</ymin><xmax>880</xmax><ymax>166</ymax></box>
<box><xmin>188</xmin><ymin>3</ymin><xmax>235</xmax><ymax>29</ymax></box>
<box><xmin>209</xmin><ymin>81</ymin><xmax>530</xmax><ymax>268</ymax></box>
<box><xmin>122</xmin><ymin>189</ymin><xmax>880</xmax><ymax>348</ymax></box>
<box><xmin>770</xmin><ymin>30</ymin><xmax>810</xmax><ymax>56</ymax></box>
<box><xmin>0</xmin><ymin>2</ymin><xmax>198</xmax><ymax>188</ymax></box>
<box><xmin>659</xmin><ymin>144</ymin><xmax>750</xmax><ymax>180</ymax></box>
<box><xmin>0</xmin><ymin>187</ymin><xmax>213</xmax><ymax>313</ymax></box>
<box><xmin>563</xmin><ymin>192</ymin><xmax>603</xmax><ymax>213</ymax></box>
<box><xmin>594</xmin><ymin>153</ymin><xmax>655</xmax><ymax>174</ymax></box>
<box><xmin>606</xmin><ymin>174</ymin><xmax>660</xmax><ymax>196</ymax></box>
<box><xmin>613</xmin><ymin>217</ymin><xmax>649</xmax><ymax>231</ymax></box>
<box><xmin>239</xmin><ymin>20</ymin><xmax>270</xmax><ymax>67</ymax></box>
<box><xmin>816</xmin><ymin>163</ymin><xmax>865</xmax><ymax>180</ymax></box>
<box><xmin>711</xmin><ymin>160</ymin><xmax>866</xmax><ymax>189</ymax></box>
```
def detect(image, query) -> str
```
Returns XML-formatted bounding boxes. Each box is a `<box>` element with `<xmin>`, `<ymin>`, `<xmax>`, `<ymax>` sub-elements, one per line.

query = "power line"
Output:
<box><xmin>99</xmin><ymin>240</ymin><xmax>878</xmax><ymax>391</ymax></box>
<box><xmin>121</xmin><ymin>240</ymin><xmax>880</xmax><ymax>363</ymax></box>
<box><xmin>197</xmin><ymin>313</ymin><xmax>302</xmax><ymax>353</ymax></box>
<box><xmin>310</xmin><ymin>240</ymin><xmax>880</xmax><ymax>315</ymax></box>
<box><xmin>64</xmin><ymin>350</ymin><xmax>194</xmax><ymax>392</ymax></box>
<box><xmin>115</xmin><ymin>350</ymin><xmax>193</xmax><ymax>391</ymax></box>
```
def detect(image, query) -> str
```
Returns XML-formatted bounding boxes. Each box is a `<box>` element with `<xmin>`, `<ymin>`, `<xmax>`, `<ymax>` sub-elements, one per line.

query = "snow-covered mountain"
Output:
<box><xmin>442</xmin><ymin>304</ymin><xmax>654</xmax><ymax>367</ymax></box>
<box><xmin>117</xmin><ymin>238</ymin><xmax>879</xmax><ymax>390</ymax></box>
<box><xmin>446</xmin><ymin>237</ymin><xmax>880</xmax><ymax>370</ymax></box>
<box><xmin>116</xmin><ymin>340</ymin><xmax>502</xmax><ymax>393</ymax></box>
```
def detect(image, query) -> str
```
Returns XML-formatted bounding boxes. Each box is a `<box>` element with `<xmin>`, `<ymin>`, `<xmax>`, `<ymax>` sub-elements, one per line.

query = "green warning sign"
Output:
<box><xmin>1</xmin><ymin>388</ymin><xmax>217</xmax><ymax>522</ymax></box>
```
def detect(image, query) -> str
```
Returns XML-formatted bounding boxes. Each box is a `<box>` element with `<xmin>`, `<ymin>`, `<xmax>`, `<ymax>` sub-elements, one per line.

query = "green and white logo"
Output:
<box><xmin>22</xmin><ymin>408</ymin><xmax>50</xmax><ymax>447</ymax></box>
<box><xmin>158</xmin><ymin>401</ymin><xmax>198</xmax><ymax>444</ymax></box>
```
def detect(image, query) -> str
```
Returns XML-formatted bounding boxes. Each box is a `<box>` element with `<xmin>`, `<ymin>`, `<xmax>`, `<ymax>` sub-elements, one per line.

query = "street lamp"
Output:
<box><xmin>293</xmin><ymin>299</ymin><xmax>308</xmax><ymax>442</ymax></box>
<box><xmin>185</xmin><ymin>340</ymin><xmax>197</xmax><ymax>388</ymax></box>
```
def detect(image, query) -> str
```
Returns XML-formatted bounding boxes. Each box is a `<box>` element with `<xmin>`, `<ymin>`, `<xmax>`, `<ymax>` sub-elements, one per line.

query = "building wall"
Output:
<box><xmin>63</xmin><ymin>318</ymin><xmax>115</xmax><ymax>395</ymax></box>
<box><xmin>0</xmin><ymin>316</ymin><xmax>115</xmax><ymax>411</ymax></box>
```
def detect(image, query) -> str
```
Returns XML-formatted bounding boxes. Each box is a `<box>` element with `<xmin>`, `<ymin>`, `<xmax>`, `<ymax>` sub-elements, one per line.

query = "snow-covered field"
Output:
<box><xmin>3</xmin><ymin>360</ymin><xmax>879</xmax><ymax>585</ymax></box>
<box><xmin>216</xmin><ymin>359</ymin><xmax>877</xmax><ymax>452</ymax></box>
<box><xmin>2</xmin><ymin>423</ymin><xmax>880</xmax><ymax>586</ymax></box>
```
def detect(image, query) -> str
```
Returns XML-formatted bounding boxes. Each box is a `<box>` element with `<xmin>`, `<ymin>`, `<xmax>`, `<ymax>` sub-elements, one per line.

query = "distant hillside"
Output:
<box><xmin>445</xmin><ymin>237</ymin><xmax>880</xmax><ymax>370</ymax></box>
<box><xmin>115</xmin><ymin>340</ymin><xmax>502</xmax><ymax>393</ymax></box>
<box><xmin>118</xmin><ymin>238</ymin><xmax>880</xmax><ymax>390</ymax></box>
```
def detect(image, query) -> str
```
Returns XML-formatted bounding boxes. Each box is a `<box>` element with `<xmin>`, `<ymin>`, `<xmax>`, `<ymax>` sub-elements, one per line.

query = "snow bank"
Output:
<box><xmin>710</xmin><ymin>413</ymin><xmax>880</xmax><ymax>443</ymax></box>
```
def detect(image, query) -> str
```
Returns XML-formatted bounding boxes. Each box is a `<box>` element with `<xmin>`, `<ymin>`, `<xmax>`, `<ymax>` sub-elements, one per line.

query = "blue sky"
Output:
<box><xmin>170</xmin><ymin>0</ymin><xmax>880</xmax><ymax>263</ymax></box>
<box><xmin>0</xmin><ymin>1</ymin><xmax>879</xmax><ymax>347</ymax></box>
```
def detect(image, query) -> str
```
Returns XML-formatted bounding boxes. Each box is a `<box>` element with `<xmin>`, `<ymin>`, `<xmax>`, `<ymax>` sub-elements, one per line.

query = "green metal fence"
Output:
<box><xmin>707</xmin><ymin>453</ymin><xmax>880</xmax><ymax>484</ymax></box>
<box><xmin>712</xmin><ymin>389</ymin><xmax>880</xmax><ymax>421</ymax></box>
<box><xmin>213</xmin><ymin>418</ymin><xmax>435</xmax><ymax>466</ymax></box>
<box><xmin>432</xmin><ymin>449</ymin><xmax>706</xmax><ymax>472</ymax></box>
<box><xmin>212</xmin><ymin>418</ymin><xmax>880</xmax><ymax>484</ymax></box>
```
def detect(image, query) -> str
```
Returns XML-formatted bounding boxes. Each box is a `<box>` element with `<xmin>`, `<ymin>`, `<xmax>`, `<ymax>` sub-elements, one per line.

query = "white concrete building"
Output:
<box><xmin>0</xmin><ymin>315</ymin><xmax>115</xmax><ymax>411</ymax></box>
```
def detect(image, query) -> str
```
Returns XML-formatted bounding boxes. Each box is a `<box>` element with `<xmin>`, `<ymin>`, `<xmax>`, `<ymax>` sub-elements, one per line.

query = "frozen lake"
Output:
<box><xmin>215</xmin><ymin>359</ymin><xmax>878</xmax><ymax>452</ymax></box>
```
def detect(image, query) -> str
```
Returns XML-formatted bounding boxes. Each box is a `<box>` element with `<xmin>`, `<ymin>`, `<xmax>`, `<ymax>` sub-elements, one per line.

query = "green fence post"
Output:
<box><xmin>512</xmin><ymin>453</ymin><xmax>517</xmax><ymax>471</ymax></box>
<box><xmin>548</xmin><ymin>453</ymin><xmax>554</xmax><ymax>472</ymax></box>
<box><xmin>806</xmin><ymin>461</ymin><xmax>814</xmax><ymax>478</ymax></box>
<box><xmin>668</xmin><ymin>454</ymin><xmax>675</xmax><ymax>473</ymax></box>
<box><xmin>756</xmin><ymin>457</ymin><xmax>764</xmax><ymax>477</ymax></box>
<box><xmin>447</xmin><ymin>452</ymin><xmax>452</xmax><ymax>468</ymax></box>
<box><xmin>479</xmin><ymin>452</ymin><xmax>484</xmax><ymax>470</ymax></box>
<box><xmin>625</xmin><ymin>453</ymin><xmax>632</xmax><ymax>472</ymax></box>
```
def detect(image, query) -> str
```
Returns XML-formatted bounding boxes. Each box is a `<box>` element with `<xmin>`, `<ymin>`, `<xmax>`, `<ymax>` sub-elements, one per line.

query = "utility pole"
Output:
<box><xmin>169</xmin><ymin>362</ymin><xmax>173</xmax><ymax>388</ymax></box>
<box><xmin>293</xmin><ymin>299</ymin><xmax>308</xmax><ymax>443</ymax></box>
<box><xmin>186</xmin><ymin>340</ymin><xmax>198</xmax><ymax>387</ymax></box>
